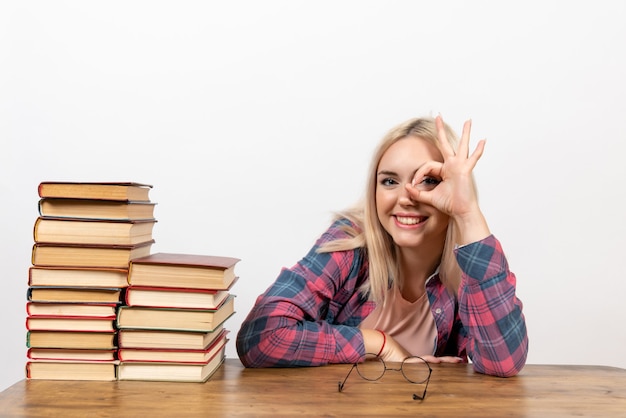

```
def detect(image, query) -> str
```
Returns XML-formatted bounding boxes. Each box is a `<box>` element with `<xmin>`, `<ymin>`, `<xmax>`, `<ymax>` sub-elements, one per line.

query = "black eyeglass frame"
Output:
<box><xmin>337</xmin><ymin>354</ymin><xmax>433</xmax><ymax>401</ymax></box>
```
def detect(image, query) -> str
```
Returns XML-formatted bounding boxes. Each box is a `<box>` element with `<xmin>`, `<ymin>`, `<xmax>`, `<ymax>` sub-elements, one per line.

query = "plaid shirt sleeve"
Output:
<box><xmin>236</xmin><ymin>219</ymin><xmax>371</xmax><ymax>367</ymax></box>
<box><xmin>455</xmin><ymin>234</ymin><xmax>529</xmax><ymax>377</ymax></box>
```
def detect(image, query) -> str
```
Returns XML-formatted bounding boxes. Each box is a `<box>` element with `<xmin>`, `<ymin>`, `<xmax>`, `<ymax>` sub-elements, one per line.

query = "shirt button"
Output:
<box><xmin>435</xmin><ymin>308</ymin><xmax>442</xmax><ymax>314</ymax></box>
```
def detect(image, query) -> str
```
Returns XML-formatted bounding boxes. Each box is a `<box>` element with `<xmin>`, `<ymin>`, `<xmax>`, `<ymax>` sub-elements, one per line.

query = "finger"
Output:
<box><xmin>411</xmin><ymin>161</ymin><xmax>443</xmax><ymax>188</ymax></box>
<box><xmin>405</xmin><ymin>184</ymin><xmax>424</xmax><ymax>205</ymax></box>
<box><xmin>419</xmin><ymin>355</ymin><xmax>463</xmax><ymax>364</ymax></box>
<box><xmin>457</xmin><ymin>119</ymin><xmax>472</xmax><ymax>158</ymax></box>
<box><xmin>418</xmin><ymin>355</ymin><xmax>440</xmax><ymax>363</ymax></box>
<box><xmin>435</xmin><ymin>115</ymin><xmax>456</xmax><ymax>158</ymax></box>
<box><xmin>467</xmin><ymin>139</ymin><xmax>486</xmax><ymax>168</ymax></box>
<box><xmin>436</xmin><ymin>356</ymin><xmax>464</xmax><ymax>363</ymax></box>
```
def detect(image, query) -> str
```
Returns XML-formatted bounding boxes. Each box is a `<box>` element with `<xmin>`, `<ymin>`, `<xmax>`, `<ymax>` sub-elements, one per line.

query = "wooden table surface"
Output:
<box><xmin>1</xmin><ymin>358</ymin><xmax>625</xmax><ymax>417</ymax></box>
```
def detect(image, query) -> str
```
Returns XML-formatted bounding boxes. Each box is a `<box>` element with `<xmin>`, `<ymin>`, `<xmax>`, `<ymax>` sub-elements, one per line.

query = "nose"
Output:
<box><xmin>398</xmin><ymin>183</ymin><xmax>417</xmax><ymax>206</ymax></box>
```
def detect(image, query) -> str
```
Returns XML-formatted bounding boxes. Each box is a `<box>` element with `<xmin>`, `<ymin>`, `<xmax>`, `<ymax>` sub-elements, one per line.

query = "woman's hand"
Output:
<box><xmin>362</xmin><ymin>329</ymin><xmax>411</xmax><ymax>362</ymax></box>
<box><xmin>407</xmin><ymin>115</ymin><xmax>491</xmax><ymax>244</ymax></box>
<box><xmin>378</xmin><ymin>334</ymin><xmax>413</xmax><ymax>363</ymax></box>
<box><xmin>418</xmin><ymin>355</ymin><xmax>464</xmax><ymax>364</ymax></box>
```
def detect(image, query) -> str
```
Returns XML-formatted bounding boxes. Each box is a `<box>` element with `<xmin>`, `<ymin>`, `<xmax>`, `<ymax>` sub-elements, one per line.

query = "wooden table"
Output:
<box><xmin>1</xmin><ymin>358</ymin><xmax>625</xmax><ymax>417</ymax></box>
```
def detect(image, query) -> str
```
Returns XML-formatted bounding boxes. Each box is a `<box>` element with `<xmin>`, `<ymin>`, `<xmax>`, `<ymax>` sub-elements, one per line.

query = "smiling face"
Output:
<box><xmin>375</xmin><ymin>136</ymin><xmax>449</xmax><ymax>250</ymax></box>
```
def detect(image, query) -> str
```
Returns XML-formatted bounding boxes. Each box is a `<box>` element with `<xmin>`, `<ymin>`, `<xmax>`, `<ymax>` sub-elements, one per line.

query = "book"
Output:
<box><xmin>128</xmin><ymin>253</ymin><xmax>240</xmax><ymax>290</ymax></box>
<box><xmin>124</xmin><ymin>286</ymin><xmax>232</xmax><ymax>310</ymax></box>
<box><xmin>118</xmin><ymin>324</ymin><xmax>225</xmax><ymax>350</ymax></box>
<box><xmin>38</xmin><ymin>182</ymin><xmax>152</xmax><ymax>202</ymax></box>
<box><xmin>27</xmin><ymin>287</ymin><xmax>123</xmax><ymax>304</ymax></box>
<box><xmin>27</xmin><ymin>348</ymin><xmax>117</xmax><ymax>362</ymax></box>
<box><xmin>38</xmin><ymin>198</ymin><xmax>156</xmax><ymax>220</ymax></box>
<box><xmin>117</xmin><ymin>347</ymin><xmax>225</xmax><ymax>382</ymax></box>
<box><xmin>26</xmin><ymin>316</ymin><xmax>116</xmax><ymax>332</ymax></box>
<box><xmin>27</xmin><ymin>331</ymin><xmax>117</xmax><ymax>349</ymax></box>
<box><xmin>33</xmin><ymin>217</ymin><xmax>157</xmax><ymax>246</ymax></box>
<box><xmin>118</xmin><ymin>330</ymin><xmax>227</xmax><ymax>363</ymax></box>
<box><xmin>29</xmin><ymin>266</ymin><xmax>129</xmax><ymax>288</ymax></box>
<box><xmin>28</xmin><ymin>266</ymin><xmax>128</xmax><ymax>288</ymax></box>
<box><xmin>31</xmin><ymin>240</ymin><xmax>154</xmax><ymax>268</ymax></box>
<box><xmin>26</xmin><ymin>360</ymin><xmax>117</xmax><ymax>381</ymax></box>
<box><xmin>117</xmin><ymin>295</ymin><xmax>235</xmax><ymax>332</ymax></box>
<box><xmin>26</xmin><ymin>302</ymin><xmax>117</xmax><ymax>318</ymax></box>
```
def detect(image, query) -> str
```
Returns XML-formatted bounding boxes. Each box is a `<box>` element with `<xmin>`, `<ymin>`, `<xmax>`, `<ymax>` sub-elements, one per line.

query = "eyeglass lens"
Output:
<box><xmin>355</xmin><ymin>356</ymin><xmax>430</xmax><ymax>383</ymax></box>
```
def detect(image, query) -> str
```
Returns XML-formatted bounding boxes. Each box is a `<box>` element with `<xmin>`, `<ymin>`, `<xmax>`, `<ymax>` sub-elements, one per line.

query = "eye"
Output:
<box><xmin>380</xmin><ymin>177</ymin><xmax>399</xmax><ymax>187</ymax></box>
<box><xmin>416</xmin><ymin>176</ymin><xmax>441</xmax><ymax>191</ymax></box>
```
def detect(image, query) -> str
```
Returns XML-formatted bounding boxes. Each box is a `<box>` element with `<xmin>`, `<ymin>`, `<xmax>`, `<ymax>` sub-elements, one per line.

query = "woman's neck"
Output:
<box><xmin>397</xmin><ymin>245</ymin><xmax>442</xmax><ymax>302</ymax></box>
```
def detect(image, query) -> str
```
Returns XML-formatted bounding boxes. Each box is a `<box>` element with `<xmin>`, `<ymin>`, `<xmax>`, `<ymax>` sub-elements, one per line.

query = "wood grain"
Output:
<box><xmin>1</xmin><ymin>359</ymin><xmax>625</xmax><ymax>417</ymax></box>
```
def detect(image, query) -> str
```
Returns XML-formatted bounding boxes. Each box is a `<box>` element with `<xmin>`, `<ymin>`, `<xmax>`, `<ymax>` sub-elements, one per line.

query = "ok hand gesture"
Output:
<box><xmin>407</xmin><ymin>115</ymin><xmax>490</xmax><ymax>244</ymax></box>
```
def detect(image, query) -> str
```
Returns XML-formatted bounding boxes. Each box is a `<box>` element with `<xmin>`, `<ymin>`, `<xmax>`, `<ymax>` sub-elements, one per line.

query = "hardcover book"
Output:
<box><xmin>38</xmin><ymin>198</ymin><xmax>156</xmax><ymax>220</ymax></box>
<box><xmin>118</xmin><ymin>330</ymin><xmax>227</xmax><ymax>363</ymax></box>
<box><xmin>33</xmin><ymin>217</ymin><xmax>156</xmax><ymax>246</ymax></box>
<box><xmin>26</xmin><ymin>316</ymin><xmax>116</xmax><ymax>332</ymax></box>
<box><xmin>27</xmin><ymin>287</ymin><xmax>123</xmax><ymax>304</ymax></box>
<box><xmin>27</xmin><ymin>348</ymin><xmax>117</xmax><ymax>362</ymax></box>
<box><xmin>31</xmin><ymin>240</ymin><xmax>154</xmax><ymax>268</ymax></box>
<box><xmin>27</xmin><ymin>331</ymin><xmax>117</xmax><ymax>349</ymax></box>
<box><xmin>29</xmin><ymin>266</ymin><xmax>129</xmax><ymax>288</ymax></box>
<box><xmin>26</xmin><ymin>360</ymin><xmax>118</xmax><ymax>381</ymax></box>
<box><xmin>116</xmin><ymin>295</ymin><xmax>235</xmax><ymax>332</ymax></box>
<box><xmin>38</xmin><ymin>182</ymin><xmax>152</xmax><ymax>202</ymax></box>
<box><xmin>128</xmin><ymin>253</ymin><xmax>240</xmax><ymax>290</ymax></box>
<box><xmin>117</xmin><ymin>347</ymin><xmax>225</xmax><ymax>382</ymax></box>
<box><xmin>124</xmin><ymin>286</ymin><xmax>232</xmax><ymax>310</ymax></box>
<box><xmin>118</xmin><ymin>324</ymin><xmax>225</xmax><ymax>350</ymax></box>
<box><xmin>26</xmin><ymin>302</ymin><xmax>117</xmax><ymax>318</ymax></box>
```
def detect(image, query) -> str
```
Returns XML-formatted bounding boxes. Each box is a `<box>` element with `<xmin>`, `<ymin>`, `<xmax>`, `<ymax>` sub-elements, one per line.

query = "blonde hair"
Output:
<box><xmin>320</xmin><ymin>117</ymin><xmax>474</xmax><ymax>304</ymax></box>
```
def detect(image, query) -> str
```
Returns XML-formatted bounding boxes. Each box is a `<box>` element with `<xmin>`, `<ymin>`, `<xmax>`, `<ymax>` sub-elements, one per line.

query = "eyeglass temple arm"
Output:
<box><xmin>337</xmin><ymin>363</ymin><xmax>358</xmax><ymax>392</ymax></box>
<box><xmin>412</xmin><ymin>373</ymin><xmax>431</xmax><ymax>401</ymax></box>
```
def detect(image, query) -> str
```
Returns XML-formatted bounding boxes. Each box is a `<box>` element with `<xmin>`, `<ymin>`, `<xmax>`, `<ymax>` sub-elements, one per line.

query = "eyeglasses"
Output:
<box><xmin>337</xmin><ymin>354</ymin><xmax>432</xmax><ymax>401</ymax></box>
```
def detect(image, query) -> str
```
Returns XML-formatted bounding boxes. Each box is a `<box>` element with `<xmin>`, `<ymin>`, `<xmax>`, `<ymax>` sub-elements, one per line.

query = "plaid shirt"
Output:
<box><xmin>236</xmin><ymin>218</ymin><xmax>528</xmax><ymax>377</ymax></box>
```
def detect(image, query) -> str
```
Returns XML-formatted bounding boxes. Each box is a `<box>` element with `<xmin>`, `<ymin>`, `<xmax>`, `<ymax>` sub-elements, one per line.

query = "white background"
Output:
<box><xmin>2</xmin><ymin>1</ymin><xmax>625</xmax><ymax>392</ymax></box>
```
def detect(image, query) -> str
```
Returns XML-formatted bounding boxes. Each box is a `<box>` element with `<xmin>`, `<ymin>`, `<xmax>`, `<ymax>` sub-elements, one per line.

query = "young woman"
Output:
<box><xmin>236</xmin><ymin>115</ymin><xmax>528</xmax><ymax>377</ymax></box>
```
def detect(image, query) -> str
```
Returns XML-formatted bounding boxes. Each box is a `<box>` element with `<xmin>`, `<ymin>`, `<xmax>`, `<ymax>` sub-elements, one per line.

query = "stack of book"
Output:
<box><xmin>26</xmin><ymin>182</ymin><xmax>156</xmax><ymax>381</ymax></box>
<box><xmin>116</xmin><ymin>253</ymin><xmax>239</xmax><ymax>382</ymax></box>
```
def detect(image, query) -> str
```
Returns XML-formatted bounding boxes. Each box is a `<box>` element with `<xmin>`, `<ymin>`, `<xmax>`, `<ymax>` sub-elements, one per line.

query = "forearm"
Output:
<box><xmin>456</xmin><ymin>235</ymin><xmax>529</xmax><ymax>377</ymax></box>
<box><xmin>361</xmin><ymin>328</ymin><xmax>385</xmax><ymax>356</ymax></box>
<box><xmin>236</xmin><ymin>305</ymin><xmax>364</xmax><ymax>367</ymax></box>
<box><xmin>452</xmin><ymin>209</ymin><xmax>491</xmax><ymax>246</ymax></box>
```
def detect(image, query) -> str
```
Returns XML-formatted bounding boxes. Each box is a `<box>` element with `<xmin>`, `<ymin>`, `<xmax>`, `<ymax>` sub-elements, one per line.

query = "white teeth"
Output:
<box><xmin>396</xmin><ymin>216</ymin><xmax>422</xmax><ymax>225</ymax></box>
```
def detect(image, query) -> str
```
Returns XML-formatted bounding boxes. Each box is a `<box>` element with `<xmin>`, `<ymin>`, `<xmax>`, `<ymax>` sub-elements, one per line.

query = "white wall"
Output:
<box><xmin>2</xmin><ymin>1</ymin><xmax>625</xmax><ymax>392</ymax></box>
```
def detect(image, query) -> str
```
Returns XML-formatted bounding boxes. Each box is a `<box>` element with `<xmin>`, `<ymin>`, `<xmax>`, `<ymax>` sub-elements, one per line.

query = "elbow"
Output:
<box><xmin>472</xmin><ymin>359</ymin><xmax>526</xmax><ymax>378</ymax></box>
<box><xmin>235</xmin><ymin>328</ymin><xmax>267</xmax><ymax>368</ymax></box>
<box><xmin>479</xmin><ymin>364</ymin><xmax>525</xmax><ymax>378</ymax></box>
<box><xmin>472</xmin><ymin>343</ymin><xmax>529</xmax><ymax>378</ymax></box>
<box><xmin>236</xmin><ymin>347</ymin><xmax>270</xmax><ymax>368</ymax></box>
<box><xmin>235</xmin><ymin>320</ymin><xmax>285</xmax><ymax>368</ymax></box>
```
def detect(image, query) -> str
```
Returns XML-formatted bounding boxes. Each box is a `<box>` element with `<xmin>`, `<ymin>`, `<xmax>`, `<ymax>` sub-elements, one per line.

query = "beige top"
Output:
<box><xmin>359</xmin><ymin>284</ymin><xmax>437</xmax><ymax>357</ymax></box>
